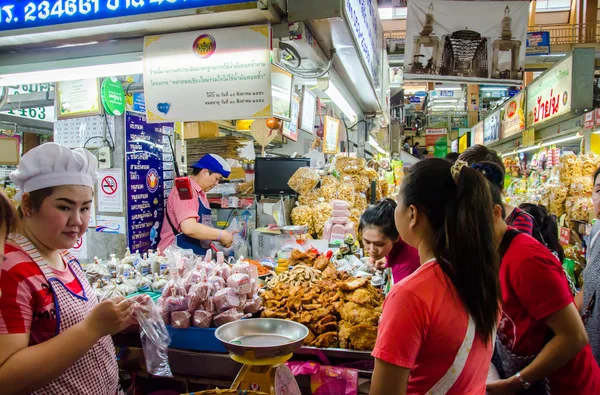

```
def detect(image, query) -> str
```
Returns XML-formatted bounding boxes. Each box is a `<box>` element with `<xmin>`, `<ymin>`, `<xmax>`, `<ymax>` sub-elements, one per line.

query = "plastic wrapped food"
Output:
<box><xmin>567</xmin><ymin>197</ymin><xmax>593</xmax><ymax>222</ymax></box>
<box><xmin>134</xmin><ymin>274</ymin><xmax>153</xmax><ymax>292</ymax></box>
<box><xmin>117</xmin><ymin>276</ymin><xmax>138</xmax><ymax>296</ymax></box>
<box><xmin>291</xmin><ymin>205</ymin><xmax>315</xmax><ymax>235</ymax></box>
<box><xmin>349</xmin><ymin>174</ymin><xmax>370</xmax><ymax>193</ymax></box>
<box><xmin>193</xmin><ymin>310</ymin><xmax>213</xmax><ymax>328</ymax></box>
<box><xmin>152</xmin><ymin>275</ymin><xmax>168</xmax><ymax>292</ymax></box>
<box><xmin>354</xmin><ymin>193</ymin><xmax>368</xmax><ymax>212</ymax></box>
<box><xmin>133</xmin><ymin>295</ymin><xmax>172</xmax><ymax>377</ymax></box>
<box><xmin>187</xmin><ymin>282</ymin><xmax>213</xmax><ymax>312</ymax></box>
<box><xmin>331</xmin><ymin>199</ymin><xmax>350</xmax><ymax>210</ymax></box>
<box><xmin>582</xmin><ymin>153</ymin><xmax>600</xmax><ymax>177</ymax></box>
<box><xmin>348</xmin><ymin>208</ymin><xmax>361</xmax><ymax>240</ymax></box>
<box><xmin>569</xmin><ymin>177</ymin><xmax>593</xmax><ymax>197</ymax></box>
<box><xmin>338</xmin><ymin>183</ymin><xmax>355</xmax><ymax>206</ymax></box>
<box><xmin>231</xmin><ymin>261</ymin><xmax>251</xmax><ymax>276</ymax></box>
<box><xmin>298</xmin><ymin>188</ymin><xmax>321</xmax><ymax>207</ymax></box>
<box><xmin>244</xmin><ymin>297</ymin><xmax>262</xmax><ymax>314</ymax></box>
<box><xmin>171</xmin><ymin>311</ymin><xmax>191</xmax><ymax>329</ymax></box>
<box><xmin>332</xmin><ymin>209</ymin><xmax>350</xmax><ymax>218</ymax></box>
<box><xmin>560</xmin><ymin>153</ymin><xmax>582</xmax><ymax>184</ymax></box>
<box><xmin>201</xmin><ymin>298</ymin><xmax>215</xmax><ymax>313</ymax></box>
<box><xmin>208</xmin><ymin>275</ymin><xmax>226</xmax><ymax>292</ymax></box>
<box><xmin>335</xmin><ymin>156</ymin><xmax>366</xmax><ymax>174</ymax></box>
<box><xmin>227</xmin><ymin>273</ymin><xmax>252</xmax><ymax>294</ymax></box>
<box><xmin>183</xmin><ymin>265</ymin><xmax>208</xmax><ymax>291</ymax></box>
<box><xmin>214</xmin><ymin>287</ymin><xmax>243</xmax><ymax>312</ymax></box>
<box><xmin>312</xmin><ymin>202</ymin><xmax>333</xmax><ymax>238</ymax></box>
<box><xmin>86</xmin><ymin>257</ymin><xmax>110</xmax><ymax>284</ymax></box>
<box><xmin>321</xmin><ymin>175</ymin><xmax>340</xmax><ymax>187</ymax></box>
<box><xmin>320</xmin><ymin>183</ymin><xmax>338</xmax><ymax>202</ymax></box>
<box><xmin>288</xmin><ymin>167</ymin><xmax>319</xmax><ymax>195</ymax></box>
<box><xmin>362</xmin><ymin>168</ymin><xmax>379</xmax><ymax>182</ymax></box>
<box><xmin>214</xmin><ymin>308</ymin><xmax>245</xmax><ymax>327</ymax></box>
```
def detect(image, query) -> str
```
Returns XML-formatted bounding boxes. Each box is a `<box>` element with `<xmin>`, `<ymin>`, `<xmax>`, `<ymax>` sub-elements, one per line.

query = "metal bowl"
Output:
<box><xmin>215</xmin><ymin>319</ymin><xmax>309</xmax><ymax>360</ymax></box>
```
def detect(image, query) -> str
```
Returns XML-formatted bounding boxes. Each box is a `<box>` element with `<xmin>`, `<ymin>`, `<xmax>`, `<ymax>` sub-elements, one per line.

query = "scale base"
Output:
<box><xmin>230</xmin><ymin>354</ymin><xmax>300</xmax><ymax>395</ymax></box>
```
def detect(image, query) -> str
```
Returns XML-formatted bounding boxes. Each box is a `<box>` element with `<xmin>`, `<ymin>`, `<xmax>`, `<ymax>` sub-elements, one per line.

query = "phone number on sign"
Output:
<box><xmin>0</xmin><ymin>0</ymin><xmax>175</xmax><ymax>25</ymax></box>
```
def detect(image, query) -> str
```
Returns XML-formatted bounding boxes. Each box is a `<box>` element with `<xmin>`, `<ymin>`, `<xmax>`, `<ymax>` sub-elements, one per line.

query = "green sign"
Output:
<box><xmin>101</xmin><ymin>77</ymin><xmax>125</xmax><ymax>116</ymax></box>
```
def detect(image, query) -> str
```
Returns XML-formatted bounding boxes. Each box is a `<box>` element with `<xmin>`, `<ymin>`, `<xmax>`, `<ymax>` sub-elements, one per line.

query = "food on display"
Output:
<box><xmin>267</xmin><ymin>265</ymin><xmax>322</xmax><ymax>288</ymax></box>
<box><xmin>349</xmin><ymin>174</ymin><xmax>370</xmax><ymax>193</ymax></box>
<box><xmin>337</xmin><ymin>183</ymin><xmax>355</xmax><ymax>207</ymax></box>
<box><xmin>566</xmin><ymin>197</ymin><xmax>593</xmax><ymax>222</ymax></box>
<box><xmin>288</xmin><ymin>167</ymin><xmax>320</xmax><ymax>195</ymax></box>
<box><xmin>291</xmin><ymin>205</ymin><xmax>315</xmax><ymax>235</ymax></box>
<box><xmin>559</xmin><ymin>153</ymin><xmax>582</xmax><ymax>184</ymax></box>
<box><xmin>353</xmin><ymin>192</ymin><xmax>368</xmax><ymax>212</ymax></box>
<box><xmin>320</xmin><ymin>182</ymin><xmax>338</xmax><ymax>202</ymax></box>
<box><xmin>312</xmin><ymin>201</ymin><xmax>333</xmax><ymax>238</ymax></box>
<box><xmin>236</xmin><ymin>180</ymin><xmax>254</xmax><ymax>195</ymax></box>
<box><xmin>335</xmin><ymin>156</ymin><xmax>366</xmax><ymax>175</ymax></box>
<box><xmin>298</xmin><ymin>188</ymin><xmax>322</xmax><ymax>207</ymax></box>
<box><xmin>582</xmin><ymin>153</ymin><xmax>600</xmax><ymax>177</ymax></box>
<box><xmin>321</xmin><ymin>175</ymin><xmax>340</xmax><ymax>187</ymax></box>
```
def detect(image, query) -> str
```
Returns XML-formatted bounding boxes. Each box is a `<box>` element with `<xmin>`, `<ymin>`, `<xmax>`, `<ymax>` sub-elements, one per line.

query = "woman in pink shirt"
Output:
<box><xmin>359</xmin><ymin>199</ymin><xmax>420</xmax><ymax>284</ymax></box>
<box><xmin>370</xmin><ymin>159</ymin><xmax>501</xmax><ymax>395</ymax></box>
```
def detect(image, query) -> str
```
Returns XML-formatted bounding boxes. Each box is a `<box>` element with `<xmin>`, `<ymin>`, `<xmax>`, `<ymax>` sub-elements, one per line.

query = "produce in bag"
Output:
<box><xmin>193</xmin><ymin>310</ymin><xmax>213</xmax><ymax>328</ymax></box>
<box><xmin>187</xmin><ymin>282</ymin><xmax>213</xmax><ymax>312</ymax></box>
<box><xmin>208</xmin><ymin>275</ymin><xmax>226</xmax><ymax>292</ymax></box>
<box><xmin>133</xmin><ymin>273</ymin><xmax>153</xmax><ymax>293</ymax></box>
<box><xmin>288</xmin><ymin>167</ymin><xmax>320</xmax><ymax>195</ymax></box>
<box><xmin>152</xmin><ymin>274</ymin><xmax>168</xmax><ymax>292</ymax></box>
<box><xmin>201</xmin><ymin>298</ymin><xmax>215</xmax><ymax>313</ymax></box>
<box><xmin>161</xmin><ymin>272</ymin><xmax>188</xmax><ymax>312</ymax></box>
<box><xmin>133</xmin><ymin>295</ymin><xmax>172</xmax><ymax>377</ymax></box>
<box><xmin>86</xmin><ymin>257</ymin><xmax>110</xmax><ymax>284</ymax></box>
<box><xmin>214</xmin><ymin>287</ymin><xmax>243</xmax><ymax>312</ymax></box>
<box><xmin>107</xmin><ymin>254</ymin><xmax>119</xmax><ymax>277</ymax></box>
<box><xmin>227</xmin><ymin>273</ymin><xmax>252</xmax><ymax>294</ymax></box>
<box><xmin>171</xmin><ymin>311</ymin><xmax>192</xmax><ymax>329</ymax></box>
<box><xmin>117</xmin><ymin>276</ymin><xmax>138</xmax><ymax>296</ymax></box>
<box><xmin>214</xmin><ymin>308</ymin><xmax>247</xmax><ymax>327</ymax></box>
<box><xmin>183</xmin><ymin>263</ymin><xmax>208</xmax><ymax>291</ymax></box>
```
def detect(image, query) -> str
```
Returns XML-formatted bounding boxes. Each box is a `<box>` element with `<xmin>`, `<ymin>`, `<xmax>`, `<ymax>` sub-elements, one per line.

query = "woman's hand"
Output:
<box><xmin>85</xmin><ymin>296</ymin><xmax>135</xmax><ymax>338</ymax></box>
<box><xmin>371</xmin><ymin>257</ymin><xmax>387</xmax><ymax>271</ymax></box>
<box><xmin>486</xmin><ymin>377</ymin><xmax>521</xmax><ymax>395</ymax></box>
<box><xmin>220</xmin><ymin>230</ymin><xmax>237</xmax><ymax>248</ymax></box>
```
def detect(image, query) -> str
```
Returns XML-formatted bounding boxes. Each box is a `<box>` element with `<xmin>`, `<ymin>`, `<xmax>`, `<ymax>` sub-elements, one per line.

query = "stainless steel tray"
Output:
<box><xmin>215</xmin><ymin>318</ymin><xmax>308</xmax><ymax>360</ymax></box>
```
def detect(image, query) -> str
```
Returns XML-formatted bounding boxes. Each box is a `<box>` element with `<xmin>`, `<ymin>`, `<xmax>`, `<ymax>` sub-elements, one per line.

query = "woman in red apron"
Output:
<box><xmin>0</xmin><ymin>189</ymin><xmax>18</xmax><ymax>298</ymax></box>
<box><xmin>0</xmin><ymin>143</ymin><xmax>134</xmax><ymax>394</ymax></box>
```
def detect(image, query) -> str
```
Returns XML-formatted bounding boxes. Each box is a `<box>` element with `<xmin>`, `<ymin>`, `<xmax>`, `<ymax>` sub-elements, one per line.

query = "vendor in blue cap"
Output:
<box><xmin>158</xmin><ymin>154</ymin><xmax>235</xmax><ymax>255</ymax></box>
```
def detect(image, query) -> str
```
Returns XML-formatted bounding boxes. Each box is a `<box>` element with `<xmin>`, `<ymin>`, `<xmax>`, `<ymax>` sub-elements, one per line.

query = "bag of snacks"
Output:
<box><xmin>313</xmin><ymin>201</ymin><xmax>333</xmax><ymax>238</ymax></box>
<box><xmin>291</xmin><ymin>205</ymin><xmax>315</xmax><ymax>235</ymax></box>
<box><xmin>288</xmin><ymin>167</ymin><xmax>320</xmax><ymax>195</ymax></box>
<box><xmin>338</xmin><ymin>182</ymin><xmax>355</xmax><ymax>207</ymax></box>
<box><xmin>354</xmin><ymin>192</ymin><xmax>368</xmax><ymax>212</ymax></box>
<box><xmin>349</xmin><ymin>174</ymin><xmax>370</xmax><ymax>193</ymax></box>
<box><xmin>227</xmin><ymin>273</ymin><xmax>252</xmax><ymax>294</ymax></box>
<box><xmin>335</xmin><ymin>156</ymin><xmax>366</xmax><ymax>174</ymax></box>
<box><xmin>193</xmin><ymin>310</ymin><xmax>213</xmax><ymax>328</ymax></box>
<box><xmin>320</xmin><ymin>182</ymin><xmax>338</xmax><ymax>202</ymax></box>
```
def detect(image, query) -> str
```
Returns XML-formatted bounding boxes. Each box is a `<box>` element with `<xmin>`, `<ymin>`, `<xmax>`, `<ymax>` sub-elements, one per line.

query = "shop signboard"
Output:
<box><xmin>100</xmin><ymin>77</ymin><xmax>125</xmax><ymax>116</ymax></box>
<box><xmin>459</xmin><ymin>133</ymin><xmax>470</xmax><ymax>153</ymax></box>
<box><xmin>584</xmin><ymin>111</ymin><xmax>595</xmax><ymax>129</ymax></box>
<box><xmin>405</xmin><ymin>0</ymin><xmax>528</xmax><ymax>84</ymax></box>
<box><xmin>143</xmin><ymin>25</ymin><xmax>271</xmax><ymax>123</ymax></box>
<box><xmin>0</xmin><ymin>84</ymin><xmax>55</xmax><ymax>122</ymax></box>
<box><xmin>56</xmin><ymin>79</ymin><xmax>102</xmax><ymax>119</ymax></box>
<box><xmin>484</xmin><ymin>109</ymin><xmax>501</xmax><ymax>145</ymax></box>
<box><xmin>560</xmin><ymin>227</ymin><xmax>570</xmax><ymax>245</ymax></box>
<box><xmin>526</xmin><ymin>56</ymin><xmax>573</xmax><ymax>128</ymax></box>
<box><xmin>526</xmin><ymin>32</ymin><xmax>551</xmax><ymax>56</ymax></box>
<box><xmin>282</xmin><ymin>94</ymin><xmax>300</xmax><ymax>142</ymax></box>
<box><xmin>472</xmin><ymin>121</ymin><xmax>484</xmax><ymax>146</ymax></box>
<box><xmin>0</xmin><ymin>0</ymin><xmax>251</xmax><ymax>32</ymax></box>
<box><xmin>125</xmin><ymin>111</ymin><xmax>174</xmax><ymax>253</ymax></box>
<box><xmin>344</xmin><ymin>0</ymin><xmax>383</xmax><ymax>98</ymax></box>
<box><xmin>425</xmin><ymin>128</ymin><xmax>448</xmax><ymax>158</ymax></box>
<box><xmin>500</xmin><ymin>92</ymin><xmax>525</xmax><ymax>139</ymax></box>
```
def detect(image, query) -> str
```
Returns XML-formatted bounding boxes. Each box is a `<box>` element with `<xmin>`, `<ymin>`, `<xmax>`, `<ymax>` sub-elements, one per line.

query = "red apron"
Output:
<box><xmin>12</xmin><ymin>234</ymin><xmax>123</xmax><ymax>395</ymax></box>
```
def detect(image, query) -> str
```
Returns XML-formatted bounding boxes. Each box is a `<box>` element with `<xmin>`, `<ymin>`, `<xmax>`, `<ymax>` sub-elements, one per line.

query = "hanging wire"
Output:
<box><xmin>278</xmin><ymin>41</ymin><xmax>337</xmax><ymax>79</ymax></box>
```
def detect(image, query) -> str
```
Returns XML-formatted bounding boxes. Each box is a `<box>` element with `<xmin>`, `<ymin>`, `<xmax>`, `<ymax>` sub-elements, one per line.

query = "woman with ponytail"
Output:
<box><xmin>359</xmin><ymin>199</ymin><xmax>420</xmax><ymax>284</ymax></box>
<box><xmin>370</xmin><ymin>159</ymin><xmax>501</xmax><ymax>395</ymax></box>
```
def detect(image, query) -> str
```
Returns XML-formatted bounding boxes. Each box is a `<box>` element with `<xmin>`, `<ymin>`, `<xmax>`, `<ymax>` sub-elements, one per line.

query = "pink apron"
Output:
<box><xmin>12</xmin><ymin>234</ymin><xmax>123</xmax><ymax>395</ymax></box>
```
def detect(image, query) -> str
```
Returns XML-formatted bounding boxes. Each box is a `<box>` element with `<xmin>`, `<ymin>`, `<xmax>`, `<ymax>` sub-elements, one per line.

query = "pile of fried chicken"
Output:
<box><xmin>262</xmin><ymin>249</ymin><xmax>384</xmax><ymax>351</ymax></box>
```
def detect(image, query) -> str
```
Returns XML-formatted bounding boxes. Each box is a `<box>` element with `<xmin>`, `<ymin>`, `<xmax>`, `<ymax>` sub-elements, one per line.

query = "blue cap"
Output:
<box><xmin>190</xmin><ymin>154</ymin><xmax>231</xmax><ymax>178</ymax></box>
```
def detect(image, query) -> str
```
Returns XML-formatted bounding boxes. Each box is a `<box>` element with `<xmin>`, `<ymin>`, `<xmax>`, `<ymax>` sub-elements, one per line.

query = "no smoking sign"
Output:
<box><xmin>97</xmin><ymin>169</ymin><xmax>124</xmax><ymax>213</ymax></box>
<box><xmin>101</xmin><ymin>176</ymin><xmax>118</xmax><ymax>195</ymax></box>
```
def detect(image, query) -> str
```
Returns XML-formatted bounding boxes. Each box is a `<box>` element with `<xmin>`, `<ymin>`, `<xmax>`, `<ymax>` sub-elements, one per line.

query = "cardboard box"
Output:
<box><xmin>184</xmin><ymin>122</ymin><xmax>219</xmax><ymax>139</ymax></box>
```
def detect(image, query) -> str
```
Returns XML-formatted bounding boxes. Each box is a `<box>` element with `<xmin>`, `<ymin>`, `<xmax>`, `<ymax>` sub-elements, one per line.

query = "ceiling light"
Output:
<box><xmin>431</xmin><ymin>99</ymin><xmax>459</xmax><ymax>103</ymax></box>
<box><xmin>434</xmin><ymin>87</ymin><xmax>462</xmax><ymax>91</ymax></box>
<box><xmin>540</xmin><ymin>133</ymin><xmax>582</xmax><ymax>147</ymax></box>
<box><xmin>517</xmin><ymin>145</ymin><xmax>541</xmax><ymax>154</ymax></box>
<box><xmin>324</xmin><ymin>80</ymin><xmax>357</xmax><ymax>123</ymax></box>
<box><xmin>480</xmin><ymin>87</ymin><xmax>509</xmax><ymax>92</ymax></box>
<box><xmin>0</xmin><ymin>61</ymin><xmax>143</xmax><ymax>86</ymax></box>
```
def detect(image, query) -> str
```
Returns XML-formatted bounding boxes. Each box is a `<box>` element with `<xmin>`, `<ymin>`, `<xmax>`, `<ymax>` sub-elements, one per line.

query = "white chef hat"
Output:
<box><xmin>10</xmin><ymin>143</ymin><xmax>99</xmax><ymax>193</ymax></box>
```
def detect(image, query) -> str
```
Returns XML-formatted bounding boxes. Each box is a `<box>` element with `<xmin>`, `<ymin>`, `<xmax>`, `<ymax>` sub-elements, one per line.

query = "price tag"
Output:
<box><xmin>560</xmin><ymin>227</ymin><xmax>571</xmax><ymax>245</ymax></box>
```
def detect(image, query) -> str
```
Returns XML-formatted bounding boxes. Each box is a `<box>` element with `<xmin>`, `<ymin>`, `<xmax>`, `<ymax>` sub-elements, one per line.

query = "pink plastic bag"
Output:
<box><xmin>214</xmin><ymin>287</ymin><xmax>243</xmax><ymax>312</ymax></box>
<box><xmin>193</xmin><ymin>310</ymin><xmax>213</xmax><ymax>328</ymax></box>
<box><xmin>287</xmin><ymin>361</ymin><xmax>358</xmax><ymax>395</ymax></box>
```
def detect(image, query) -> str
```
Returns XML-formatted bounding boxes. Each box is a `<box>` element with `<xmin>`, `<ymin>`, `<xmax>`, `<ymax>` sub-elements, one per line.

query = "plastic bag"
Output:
<box><xmin>303</xmin><ymin>149</ymin><xmax>326</xmax><ymax>169</ymax></box>
<box><xmin>86</xmin><ymin>257</ymin><xmax>110</xmax><ymax>284</ymax></box>
<box><xmin>171</xmin><ymin>311</ymin><xmax>191</xmax><ymax>328</ymax></box>
<box><xmin>214</xmin><ymin>308</ymin><xmax>246</xmax><ymax>327</ymax></box>
<box><xmin>133</xmin><ymin>295</ymin><xmax>172</xmax><ymax>378</ymax></box>
<box><xmin>288</xmin><ymin>167</ymin><xmax>319</xmax><ymax>195</ymax></box>
<box><xmin>187</xmin><ymin>282</ymin><xmax>213</xmax><ymax>312</ymax></box>
<box><xmin>193</xmin><ymin>310</ymin><xmax>213</xmax><ymax>328</ymax></box>
<box><xmin>227</xmin><ymin>273</ymin><xmax>252</xmax><ymax>294</ymax></box>
<box><xmin>287</xmin><ymin>361</ymin><xmax>358</xmax><ymax>395</ymax></box>
<box><xmin>214</xmin><ymin>287</ymin><xmax>243</xmax><ymax>312</ymax></box>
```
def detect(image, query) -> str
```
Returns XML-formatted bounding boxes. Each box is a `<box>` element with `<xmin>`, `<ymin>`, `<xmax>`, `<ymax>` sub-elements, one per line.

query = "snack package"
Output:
<box><xmin>321</xmin><ymin>175</ymin><xmax>340</xmax><ymax>187</ymax></box>
<box><xmin>133</xmin><ymin>295</ymin><xmax>172</xmax><ymax>378</ymax></box>
<box><xmin>331</xmin><ymin>200</ymin><xmax>350</xmax><ymax>211</ymax></box>
<box><xmin>338</xmin><ymin>183</ymin><xmax>355</xmax><ymax>206</ymax></box>
<box><xmin>313</xmin><ymin>202</ymin><xmax>333</xmax><ymax>238</ymax></box>
<box><xmin>227</xmin><ymin>273</ymin><xmax>252</xmax><ymax>294</ymax></box>
<box><xmin>187</xmin><ymin>282</ymin><xmax>213</xmax><ymax>312</ymax></box>
<box><xmin>291</xmin><ymin>205</ymin><xmax>315</xmax><ymax>235</ymax></box>
<box><xmin>335</xmin><ymin>156</ymin><xmax>366</xmax><ymax>174</ymax></box>
<box><xmin>214</xmin><ymin>308</ymin><xmax>245</xmax><ymax>327</ymax></box>
<box><xmin>354</xmin><ymin>193</ymin><xmax>368</xmax><ymax>212</ymax></box>
<box><xmin>134</xmin><ymin>273</ymin><xmax>153</xmax><ymax>293</ymax></box>
<box><xmin>321</xmin><ymin>183</ymin><xmax>338</xmax><ymax>202</ymax></box>
<box><xmin>152</xmin><ymin>274</ymin><xmax>168</xmax><ymax>293</ymax></box>
<box><xmin>348</xmin><ymin>174</ymin><xmax>370</xmax><ymax>193</ymax></box>
<box><xmin>298</xmin><ymin>188</ymin><xmax>322</xmax><ymax>207</ymax></box>
<box><xmin>208</xmin><ymin>275</ymin><xmax>226</xmax><ymax>292</ymax></box>
<box><xmin>193</xmin><ymin>310</ymin><xmax>213</xmax><ymax>328</ymax></box>
<box><xmin>288</xmin><ymin>167</ymin><xmax>320</xmax><ymax>195</ymax></box>
<box><xmin>171</xmin><ymin>311</ymin><xmax>191</xmax><ymax>329</ymax></box>
<box><xmin>214</xmin><ymin>287</ymin><xmax>243</xmax><ymax>312</ymax></box>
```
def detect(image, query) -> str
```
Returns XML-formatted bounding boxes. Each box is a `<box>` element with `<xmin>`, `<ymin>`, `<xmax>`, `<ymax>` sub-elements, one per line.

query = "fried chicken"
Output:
<box><xmin>339</xmin><ymin>302</ymin><xmax>380</xmax><ymax>326</ymax></box>
<box><xmin>311</xmin><ymin>331</ymin><xmax>339</xmax><ymax>348</ymax></box>
<box><xmin>314</xmin><ymin>255</ymin><xmax>330</xmax><ymax>271</ymax></box>
<box><xmin>340</xmin><ymin>277</ymin><xmax>370</xmax><ymax>291</ymax></box>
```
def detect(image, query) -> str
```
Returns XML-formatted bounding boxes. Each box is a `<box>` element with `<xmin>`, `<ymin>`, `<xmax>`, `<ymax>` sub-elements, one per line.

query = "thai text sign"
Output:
<box><xmin>526</xmin><ymin>56</ymin><xmax>572</xmax><ymax>127</ymax></box>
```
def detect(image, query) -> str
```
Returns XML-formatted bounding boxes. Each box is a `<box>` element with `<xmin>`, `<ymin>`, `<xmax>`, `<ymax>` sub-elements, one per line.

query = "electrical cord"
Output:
<box><xmin>83</xmin><ymin>136</ymin><xmax>104</xmax><ymax>149</ymax></box>
<box><xmin>279</xmin><ymin>44</ymin><xmax>337</xmax><ymax>79</ymax></box>
<box><xmin>102</xmin><ymin>114</ymin><xmax>116</xmax><ymax>151</ymax></box>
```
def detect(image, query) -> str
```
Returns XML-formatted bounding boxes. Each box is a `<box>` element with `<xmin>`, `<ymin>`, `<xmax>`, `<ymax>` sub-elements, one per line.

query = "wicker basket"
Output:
<box><xmin>183</xmin><ymin>390</ymin><xmax>267</xmax><ymax>395</ymax></box>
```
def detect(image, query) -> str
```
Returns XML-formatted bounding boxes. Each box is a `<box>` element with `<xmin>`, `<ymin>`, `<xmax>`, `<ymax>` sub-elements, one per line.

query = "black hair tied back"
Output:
<box><xmin>359</xmin><ymin>198</ymin><xmax>399</xmax><ymax>241</ymax></box>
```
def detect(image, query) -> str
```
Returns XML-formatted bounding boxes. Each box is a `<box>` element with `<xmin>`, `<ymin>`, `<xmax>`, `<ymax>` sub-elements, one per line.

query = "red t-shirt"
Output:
<box><xmin>0</xmin><ymin>241</ymin><xmax>84</xmax><ymax>345</ymax></box>
<box><xmin>499</xmin><ymin>232</ymin><xmax>600</xmax><ymax>393</ymax></box>
<box><xmin>386</xmin><ymin>239</ymin><xmax>420</xmax><ymax>284</ymax></box>
<box><xmin>373</xmin><ymin>260</ymin><xmax>493</xmax><ymax>395</ymax></box>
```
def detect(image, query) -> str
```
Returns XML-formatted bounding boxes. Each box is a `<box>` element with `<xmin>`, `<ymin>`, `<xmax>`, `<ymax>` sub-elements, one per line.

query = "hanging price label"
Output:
<box><xmin>559</xmin><ymin>227</ymin><xmax>570</xmax><ymax>245</ymax></box>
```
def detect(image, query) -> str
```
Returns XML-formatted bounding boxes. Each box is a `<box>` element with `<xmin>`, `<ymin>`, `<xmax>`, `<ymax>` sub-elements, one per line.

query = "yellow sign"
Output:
<box><xmin>459</xmin><ymin>134</ymin><xmax>468</xmax><ymax>153</ymax></box>
<box><xmin>591</xmin><ymin>134</ymin><xmax>600</xmax><ymax>155</ymax></box>
<box><xmin>522</xmin><ymin>128</ymin><xmax>535</xmax><ymax>147</ymax></box>
<box><xmin>236</xmin><ymin>119</ymin><xmax>255</xmax><ymax>132</ymax></box>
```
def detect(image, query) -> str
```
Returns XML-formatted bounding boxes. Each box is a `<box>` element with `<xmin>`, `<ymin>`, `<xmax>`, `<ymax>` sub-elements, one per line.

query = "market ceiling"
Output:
<box><xmin>377</xmin><ymin>0</ymin><xmax>532</xmax><ymax>7</ymax></box>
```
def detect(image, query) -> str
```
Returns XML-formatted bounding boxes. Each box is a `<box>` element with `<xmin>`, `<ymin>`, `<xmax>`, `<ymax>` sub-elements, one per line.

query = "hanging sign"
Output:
<box><xmin>282</xmin><ymin>94</ymin><xmax>300</xmax><ymax>142</ymax></box>
<box><xmin>501</xmin><ymin>92</ymin><xmax>525</xmax><ymax>139</ymax></box>
<box><xmin>584</xmin><ymin>111</ymin><xmax>595</xmax><ymax>129</ymax></box>
<box><xmin>271</xmin><ymin>64</ymin><xmax>293</xmax><ymax>121</ymax></box>
<box><xmin>472</xmin><ymin>121</ymin><xmax>484</xmax><ymax>146</ymax></box>
<box><xmin>97</xmin><ymin>168</ymin><xmax>123</xmax><ymax>213</ymax></box>
<box><xmin>126</xmin><ymin>112</ymin><xmax>174</xmax><ymax>253</ymax></box>
<box><xmin>425</xmin><ymin>128</ymin><xmax>448</xmax><ymax>158</ymax></box>
<box><xmin>300</xmin><ymin>87</ymin><xmax>316</xmax><ymax>134</ymax></box>
<box><xmin>0</xmin><ymin>0</ymin><xmax>252</xmax><ymax>32</ymax></box>
<box><xmin>69</xmin><ymin>232</ymin><xmax>87</xmax><ymax>261</ymax></box>
<box><xmin>526</xmin><ymin>32</ymin><xmax>551</xmax><ymax>56</ymax></box>
<box><xmin>101</xmin><ymin>77</ymin><xmax>125</xmax><ymax>116</ymax></box>
<box><xmin>323</xmin><ymin>116</ymin><xmax>340</xmax><ymax>154</ymax></box>
<box><xmin>143</xmin><ymin>25</ymin><xmax>271</xmax><ymax>123</ymax></box>
<box><xmin>526</xmin><ymin>56</ymin><xmax>573</xmax><ymax>127</ymax></box>
<box><xmin>560</xmin><ymin>227</ymin><xmax>570</xmax><ymax>245</ymax></box>
<box><xmin>56</xmin><ymin>79</ymin><xmax>102</xmax><ymax>119</ymax></box>
<box><xmin>483</xmin><ymin>110</ymin><xmax>501</xmax><ymax>145</ymax></box>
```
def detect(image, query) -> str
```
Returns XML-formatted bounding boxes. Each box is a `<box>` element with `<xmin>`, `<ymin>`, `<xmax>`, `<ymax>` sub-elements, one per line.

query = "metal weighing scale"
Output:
<box><xmin>215</xmin><ymin>319</ymin><xmax>308</xmax><ymax>395</ymax></box>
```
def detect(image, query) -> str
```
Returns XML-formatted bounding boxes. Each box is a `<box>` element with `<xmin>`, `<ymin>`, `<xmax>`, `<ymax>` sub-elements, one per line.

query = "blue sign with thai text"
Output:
<box><xmin>125</xmin><ymin>111</ymin><xmax>174</xmax><ymax>253</ymax></box>
<box><xmin>526</xmin><ymin>32</ymin><xmax>551</xmax><ymax>56</ymax></box>
<box><xmin>439</xmin><ymin>90</ymin><xmax>454</xmax><ymax>97</ymax></box>
<box><xmin>0</xmin><ymin>0</ymin><xmax>249</xmax><ymax>32</ymax></box>
<box><xmin>132</xmin><ymin>93</ymin><xmax>146</xmax><ymax>113</ymax></box>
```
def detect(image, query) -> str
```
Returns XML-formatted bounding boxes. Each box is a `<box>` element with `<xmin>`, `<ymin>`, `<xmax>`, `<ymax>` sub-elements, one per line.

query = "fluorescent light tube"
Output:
<box><xmin>325</xmin><ymin>81</ymin><xmax>357</xmax><ymax>123</ymax></box>
<box><xmin>517</xmin><ymin>145</ymin><xmax>541</xmax><ymax>153</ymax></box>
<box><xmin>0</xmin><ymin>61</ymin><xmax>144</xmax><ymax>86</ymax></box>
<box><xmin>480</xmin><ymin>87</ymin><xmax>509</xmax><ymax>92</ymax></box>
<box><xmin>540</xmin><ymin>134</ymin><xmax>582</xmax><ymax>147</ymax></box>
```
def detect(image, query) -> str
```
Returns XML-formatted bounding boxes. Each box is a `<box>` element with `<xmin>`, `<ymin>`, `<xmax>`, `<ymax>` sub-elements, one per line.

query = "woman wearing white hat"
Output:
<box><xmin>0</xmin><ymin>143</ymin><xmax>133</xmax><ymax>394</ymax></box>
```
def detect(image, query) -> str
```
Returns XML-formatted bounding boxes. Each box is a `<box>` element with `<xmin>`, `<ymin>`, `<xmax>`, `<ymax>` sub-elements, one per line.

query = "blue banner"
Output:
<box><xmin>526</xmin><ymin>32</ymin><xmax>551</xmax><ymax>56</ymax></box>
<box><xmin>125</xmin><ymin>111</ymin><xmax>174</xmax><ymax>253</ymax></box>
<box><xmin>0</xmin><ymin>0</ymin><xmax>249</xmax><ymax>32</ymax></box>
